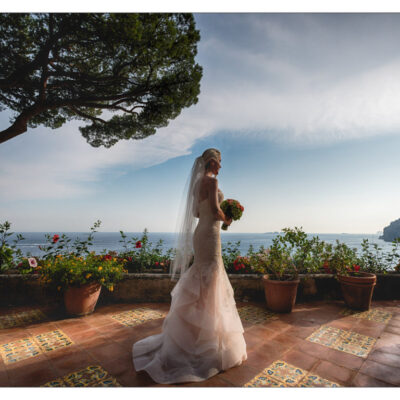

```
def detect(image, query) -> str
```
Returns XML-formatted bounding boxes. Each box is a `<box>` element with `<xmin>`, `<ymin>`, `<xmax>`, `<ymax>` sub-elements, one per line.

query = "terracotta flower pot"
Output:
<box><xmin>64</xmin><ymin>282</ymin><xmax>102</xmax><ymax>316</ymax></box>
<box><xmin>262</xmin><ymin>275</ymin><xmax>300</xmax><ymax>313</ymax></box>
<box><xmin>337</xmin><ymin>272</ymin><xmax>376</xmax><ymax>311</ymax></box>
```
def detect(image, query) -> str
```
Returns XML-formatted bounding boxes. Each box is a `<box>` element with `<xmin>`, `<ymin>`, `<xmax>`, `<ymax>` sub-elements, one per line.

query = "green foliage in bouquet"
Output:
<box><xmin>39</xmin><ymin>253</ymin><xmax>127</xmax><ymax>292</ymax></box>
<box><xmin>220</xmin><ymin>199</ymin><xmax>244</xmax><ymax>230</ymax></box>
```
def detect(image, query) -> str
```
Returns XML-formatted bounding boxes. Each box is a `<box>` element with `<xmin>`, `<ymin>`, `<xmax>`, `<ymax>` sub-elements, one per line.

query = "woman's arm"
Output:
<box><xmin>208</xmin><ymin>178</ymin><xmax>232</xmax><ymax>225</ymax></box>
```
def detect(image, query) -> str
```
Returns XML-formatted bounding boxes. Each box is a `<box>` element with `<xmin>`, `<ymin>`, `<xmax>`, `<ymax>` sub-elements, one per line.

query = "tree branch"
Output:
<box><xmin>48</xmin><ymin>88</ymin><xmax>149</xmax><ymax>108</ymax></box>
<box><xmin>69</xmin><ymin>106</ymin><xmax>107</xmax><ymax>124</ymax></box>
<box><xmin>0</xmin><ymin>14</ymin><xmax>65</xmax><ymax>90</ymax></box>
<box><xmin>0</xmin><ymin>104</ymin><xmax>45</xmax><ymax>144</ymax></box>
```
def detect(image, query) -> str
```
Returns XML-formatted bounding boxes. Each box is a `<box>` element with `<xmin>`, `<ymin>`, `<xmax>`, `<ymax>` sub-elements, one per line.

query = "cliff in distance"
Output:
<box><xmin>380</xmin><ymin>218</ymin><xmax>400</xmax><ymax>242</ymax></box>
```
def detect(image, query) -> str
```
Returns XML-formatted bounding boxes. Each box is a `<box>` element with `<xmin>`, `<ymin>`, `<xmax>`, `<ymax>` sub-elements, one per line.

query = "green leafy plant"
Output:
<box><xmin>329</xmin><ymin>240</ymin><xmax>359</xmax><ymax>276</ymax></box>
<box><xmin>230</xmin><ymin>256</ymin><xmax>254</xmax><ymax>274</ymax></box>
<box><xmin>222</xmin><ymin>241</ymin><xmax>242</xmax><ymax>272</ymax></box>
<box><xmin>254</xmin><ymin>236</ymin><xmax>298</xmax><ymax>281</ymax></box>
<box><xmin>119</xmin><ymin>229</ymin><xmax>173</xmax><ymax>273</ymax></box>
<box><xmin>39</xmin><ymin>253</ymin><xmax>126</xmax><ymax>292</ymax></box>
<box><xmin>39</xmin><ymin>220</ymin><xmax>101</xmax><ymax>259</ymax></box>
<box><xmin>15</xmin><ymin>257</ymin><xmax>40</xmax><ymax>275</ymax></box>
<box><xmin>0</xmin><ymin>221</ymin><xmax>24</xmax><ymax>272</ymax></box>
<box><xmin>278</xmin><ymin>227</ymin><xmax>327</xmax><ymax>274</ymax></box>
<box><xmin>382</xmin><ymin>238</ymin><xmax>400</xmax><ymax>273</ymax></box>
<box><xmin>356</xmin><ymin>239</ymin><xmax>388</xmax><ymax>274</ymax></box>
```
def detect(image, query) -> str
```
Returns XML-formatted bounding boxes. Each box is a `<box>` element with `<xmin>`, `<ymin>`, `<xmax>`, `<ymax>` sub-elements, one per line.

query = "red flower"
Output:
<box><xmin>104</xmin><ymin>254</ymin><xmax>112</xmax><ymax>261</ymax></box>
<box><xmin>135</xmin><ymin>241</ymin><xmax>142</xmax><ymax>248</ymax></box>
<box><xmin>234</xmin><ymin>265</ymin><xmax>239</xmax><ymax>271</ymax></box>
<box><xmin>17</xmin><ymin>262</ymin><xmax>23</xmax><ymax>268</ymax></box>
<box><xmin>155</xmin><ymin>262</ymin><xmax>159</xmax><ymax>266</ymax></box>
<box><xmin>240</xmin><ymin>263</ymin><xmax>245</xmax><ymax>269</ymax></box>
<box><xmin>127</xmin><ymin>257</ymin><xmax>133</xmax><ymax>262</ymax></box>
<box><xmin>323</xmin><ymin>261</ymin><xmax>332</xmax><ymax>274</ymax></box>
<box><xmin>52</xmin><ymin>234</ymin><xmax>60</xmax><ymax>243</ymax></box>
<box><xmin>353</xmin><ymin>264</ymin><xmax>361</xmax><ymax>272</ymax></box>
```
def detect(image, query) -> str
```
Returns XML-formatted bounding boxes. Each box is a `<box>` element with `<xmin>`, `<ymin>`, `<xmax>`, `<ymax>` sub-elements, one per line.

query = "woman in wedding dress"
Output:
<box><xmin>132</xmin><ymin>148</ymin><xmax>247</xmax><ymax>384</ymax></box>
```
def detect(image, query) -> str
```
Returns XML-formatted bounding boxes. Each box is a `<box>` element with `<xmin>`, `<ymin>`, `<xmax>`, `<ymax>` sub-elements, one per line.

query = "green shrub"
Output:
<box><xmin>0</xmin><ymin>221</ymin><xmax>24</xmax><ymax>272</ymax></box>
<box><xmin>39</xmin><ymin>253</ymin><xmax>126</xmax><ymax>292</ymax></box>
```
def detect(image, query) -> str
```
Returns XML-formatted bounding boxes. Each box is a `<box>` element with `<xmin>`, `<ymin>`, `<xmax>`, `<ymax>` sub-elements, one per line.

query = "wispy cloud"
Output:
<box><xmin>193</xmin><ymin>13</ymin><xmax>400</xmax><ymax>145</ymax></box>
<box><xmin>2</xmin><ymin>13</ymin><xmax>400</xmax><ymax>202</ymax></box>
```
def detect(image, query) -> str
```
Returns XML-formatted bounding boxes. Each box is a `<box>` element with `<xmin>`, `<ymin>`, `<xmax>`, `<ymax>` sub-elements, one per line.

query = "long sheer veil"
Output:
<box><xmin>170</xmin><ymin>156</ymin><xmax>205</xmax><ymax>281</ymax></box>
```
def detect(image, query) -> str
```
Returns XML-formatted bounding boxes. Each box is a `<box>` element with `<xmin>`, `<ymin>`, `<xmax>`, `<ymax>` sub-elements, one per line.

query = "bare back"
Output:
<box><xmin>198</xmin><ymin>176</ymin><xmax>216</xmax><ymax>202</ymax></box>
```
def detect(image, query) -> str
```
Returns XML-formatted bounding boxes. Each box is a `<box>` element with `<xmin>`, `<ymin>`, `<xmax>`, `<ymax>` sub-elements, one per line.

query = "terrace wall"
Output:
<box><xmin>1</xmin><ymin>273</ymin><xmax>399</xmax><ymax>307</ymax></box>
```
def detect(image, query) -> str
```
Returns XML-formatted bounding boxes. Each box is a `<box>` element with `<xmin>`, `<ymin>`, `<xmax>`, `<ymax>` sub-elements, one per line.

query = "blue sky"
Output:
<box><xmin>1</xmin><ymin>12</ymin><xmax>400</xmax><ymax>233</ymax></box>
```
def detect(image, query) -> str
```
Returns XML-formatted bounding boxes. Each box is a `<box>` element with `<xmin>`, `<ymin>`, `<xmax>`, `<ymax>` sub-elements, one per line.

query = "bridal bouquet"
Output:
<box><xmin>220</xmin><ymin>199</ymin><xmax>244</xmax><ymax>230</ymax></box>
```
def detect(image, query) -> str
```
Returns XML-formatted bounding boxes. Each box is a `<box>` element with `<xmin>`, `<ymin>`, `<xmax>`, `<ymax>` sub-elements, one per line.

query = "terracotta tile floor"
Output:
<box><xmin>0</xmin><ymin>300</ymin><xmax>399</xmax><ymax>387</ymax></box>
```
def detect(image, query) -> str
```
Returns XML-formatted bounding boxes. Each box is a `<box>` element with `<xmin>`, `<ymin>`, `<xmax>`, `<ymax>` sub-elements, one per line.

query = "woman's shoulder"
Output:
<box><xmin>202</xmin><ymin>175</ymin><xmax>218</xmax><ymax>187</ymax></box>
<box><xmin>202</xmin><ymin>175</ymin><xmax>218</xmax><ymax>183</ymax></box>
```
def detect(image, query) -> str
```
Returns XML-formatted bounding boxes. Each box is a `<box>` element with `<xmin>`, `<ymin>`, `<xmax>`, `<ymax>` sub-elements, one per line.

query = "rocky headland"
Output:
<box><xmin>380</xmin><ymin>218</ymin><xmax>400</xmax><ymax>242</ymax></box>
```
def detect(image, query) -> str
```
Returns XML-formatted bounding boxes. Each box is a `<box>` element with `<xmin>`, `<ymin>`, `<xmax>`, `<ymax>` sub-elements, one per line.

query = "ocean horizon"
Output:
<box><xmin>9</xmin><ymin>231</ymin><xmax>395</xmax><ymax>258</ymax></box>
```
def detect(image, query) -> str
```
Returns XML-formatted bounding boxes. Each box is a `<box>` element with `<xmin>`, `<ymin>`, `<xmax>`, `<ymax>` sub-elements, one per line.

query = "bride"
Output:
<box><xmin>132</xmin><ymin>148</ymin><xmax>247</xmax><ymax>384</ymax></box>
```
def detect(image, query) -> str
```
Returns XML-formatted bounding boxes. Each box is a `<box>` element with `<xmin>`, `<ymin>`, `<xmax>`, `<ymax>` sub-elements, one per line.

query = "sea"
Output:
<box><xmin>8</xmin><ymin>231</ymin><xmax>397</xmax><ymax>259</ymax></box>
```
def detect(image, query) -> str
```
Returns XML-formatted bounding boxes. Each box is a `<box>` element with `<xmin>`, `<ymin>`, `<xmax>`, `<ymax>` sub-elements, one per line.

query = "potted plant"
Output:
<box><xmin>255</xmin><ymin>236</ymin><xmax>299</xmax><ymax>313</ymax></box>
<box><xmin>330</xmin><ymin>241</ymin><xmax>376</xmax><ymax>311</ymax></box>
<box><xmin>278</xmin><ymin>227</ymin><xmax>326</xmax><ymax>296</ymax></box>
<box><xmin>118</xmin><ymin>229</ymin><xmax>174</xmax><ymax>273</ymax></box>
<box><xmin>39</xmin><ymin>253</ymin><xmax>126</xmax><ymax>316</ymax></box>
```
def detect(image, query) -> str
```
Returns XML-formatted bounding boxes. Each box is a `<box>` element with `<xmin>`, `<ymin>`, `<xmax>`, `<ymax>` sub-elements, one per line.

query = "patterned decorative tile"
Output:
<box><xmin>42</xmin><ymin>378</ymin><xmax>65</xmax><ymax>387</ymax></box>
<box><xmin>42</xmin><ymin>365</ymin><xmax>121</xmax><ymax>387</ymax></box>
<box><xmin>34</xmin><ymin>330</ymin><xmax>73</xmax><ymax>352</ymax></box>
<box><xmin>307</xmin><ymin>325</ymin><xmax>376</xmax><ymax>358</ymax></box>
<box><xmin>0</xmin><ymin>338</ymin><xmax>41</xmax><ymax>364</ymax></box>
<box><xmin>238</xmin><ymin>305</ymin><xmax>278</xmax><ymax>325</ymax></box>
<box><xmin>263</xmin><ymin>360</ymin><xmax>306</xmax><ymax>385</ymax></box>
<box><xmin>300</xmin><ymin>374</ymin><xmax>341</xmax><ymax>387</ymax></box>
<box><xmin>340</xmin><ymin>308</ymin><xmax>392</xmax><ymax>324</ymax></box>
<box><xmin>244</xmin><ymin>373</ymin><xmax>287</xmax><ymax>387</ymax></box>
<box><xmin>111</xmin><ymin>308</ymin><xmax>167</xmax><ymax>327</ymax></box>
<box><xmin>0</xmin><ymin>329</ymin><xmax>73</xmax><ymax>365</ymax></box>
<box><xmin>0</xmin><ymin>309</ymin><xmax>47</xmax><ymax>329</ymax></box>
<box><xmin>244</xmin><ymin>360</ymin><xmax>341</xmax><ymax>388</ymax></box>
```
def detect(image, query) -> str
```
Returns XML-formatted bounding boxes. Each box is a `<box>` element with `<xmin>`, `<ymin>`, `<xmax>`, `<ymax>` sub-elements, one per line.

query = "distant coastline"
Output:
<box><xmin>9</xmin><ymin>231</ymin><xmax>392</xmax><ymax>258</ymax></box>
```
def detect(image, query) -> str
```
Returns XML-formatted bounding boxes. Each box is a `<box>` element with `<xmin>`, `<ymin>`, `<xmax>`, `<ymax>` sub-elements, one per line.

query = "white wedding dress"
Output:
<box><xmin>132</xmin><ymin>190</ymin><xmax>247</xmax><ymax>384</ymax></box>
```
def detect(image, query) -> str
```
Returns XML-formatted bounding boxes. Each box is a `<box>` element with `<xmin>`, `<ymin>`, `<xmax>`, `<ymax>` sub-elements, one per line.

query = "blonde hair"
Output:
<box><xmin>201</xmin><ymin>148</ymin><xmax>221</xmax><ymax>169</ymax></box>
